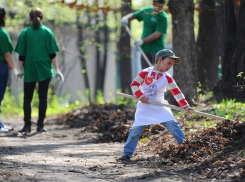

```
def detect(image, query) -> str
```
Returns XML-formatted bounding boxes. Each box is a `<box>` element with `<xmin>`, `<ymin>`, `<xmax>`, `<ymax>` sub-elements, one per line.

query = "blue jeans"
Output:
<box><xmin>0</xmin><ymin>61</ymin><xmax>9</xmax><ymax>128</ymax></box>
<box><xmin>122</xmin><ymin>120</ymin><xmax>186</xmax><ymax>157</ymax></box>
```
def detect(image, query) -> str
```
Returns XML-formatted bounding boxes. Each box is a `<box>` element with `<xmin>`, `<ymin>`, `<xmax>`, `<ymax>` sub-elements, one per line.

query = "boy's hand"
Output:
<box><xmin>184</xmin><ymin>106</ymin><xmax>194</xmax><ymax>113</ymax></box>
<box><xmin>140</xmin><ymin>96</ymin><xmax>149</xmax><ymax>104</ymax></box>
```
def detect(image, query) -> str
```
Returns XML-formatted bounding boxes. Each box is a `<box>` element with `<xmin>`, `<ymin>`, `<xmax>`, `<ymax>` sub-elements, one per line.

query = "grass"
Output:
<box><xmin>0</xmin><ymin>87</ymin><xmax>84</xmax><ymax>119</ymax></box>
<box><xmin>1</xmin><ymin>87</ymin><xmax>245</xmax><ymax>130</ymax></box>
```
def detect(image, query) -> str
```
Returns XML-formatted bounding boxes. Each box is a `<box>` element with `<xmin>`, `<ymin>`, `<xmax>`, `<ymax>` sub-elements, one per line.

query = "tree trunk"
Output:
<box><xmin>95</xmin><ymin>12</ymin><xmax>102</xmax><ymax>95</ymax></box>
<box><xmin>118</xmin><ymin>0</ymin><xmax>132</xmax><ymax>93</ymax></box>
<box><xmin>168</xmin><ymin>0</ymin><xmax>197</xmax><ymax>104</ymax></box>
<box><xmin>214</xmin><ymin>0</ymin><xmax>245</xmax><ymax>101</ymax></box>
<box><xmin>76</xmin><ymin>9</ymin><xmax>91</xmax><ymax>103</ymax></box>
<box><xmin>196</xmin><ymin>0</ymin><xmax>219</xmax><ymax>91</ymax></box>
<box><xmin>95</xmin><ymin>13</ymin><xmax>108</xmax><ymax>97</ymax></box>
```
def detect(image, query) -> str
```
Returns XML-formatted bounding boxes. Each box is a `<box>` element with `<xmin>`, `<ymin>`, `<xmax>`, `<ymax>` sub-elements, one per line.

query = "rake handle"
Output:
<box><xmin>116</xmin><ymin>92</ymin><xmax>226</xmax><ymax>121</ymax></box>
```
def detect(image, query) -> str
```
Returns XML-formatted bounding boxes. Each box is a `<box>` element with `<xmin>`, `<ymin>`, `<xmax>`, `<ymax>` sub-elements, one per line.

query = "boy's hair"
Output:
<box><xmin>153</xmin><ymin>0</ymin><xmax>165</xmax><ymax>4</ymax></box>
<box><xmin>0</xmin><ymin>7</ymin><xmax>6</xmax><ymax>27</ymax></box>
<box><xmin>155</xmin><ymin>49</ymin><xmax>181</xmax><ymax>64</ymax></box>
<box><xmin>29</xmin><ymin>8</ymin><xmax>43</xmax><ymax>30</ymax></box>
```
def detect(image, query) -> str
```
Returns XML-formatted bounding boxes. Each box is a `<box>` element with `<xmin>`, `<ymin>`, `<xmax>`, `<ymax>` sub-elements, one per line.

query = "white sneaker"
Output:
<box><xmin>3</xmin><ymin>125</ymin><xmax>13</xmax><ymax>130</ymax></box>
<box><xmin>0</xmin><ymin>127</ymin><xmax>9</xmax><ymax>133</ymax></box>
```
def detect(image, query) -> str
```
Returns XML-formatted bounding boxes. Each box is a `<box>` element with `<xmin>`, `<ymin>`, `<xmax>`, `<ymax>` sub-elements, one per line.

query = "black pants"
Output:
<box><xmin>141</xmin><ymin>53</ymin><xmax>156</xmax><ymax>69</ymax></box>
<box><xmin>23</xmin><ymin>79</ymin><xmax>51</xmax><ymax>127</ymax></box>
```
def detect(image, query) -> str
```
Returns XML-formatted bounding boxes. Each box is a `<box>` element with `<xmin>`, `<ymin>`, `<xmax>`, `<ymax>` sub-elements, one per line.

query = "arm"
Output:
<box><xmin>4</xmin><ymin>52</ymin><xmax>16</xmax><ymax>70</ymax></box>
<box><xmin>51</xmin><ymin>57</ymin><xmax>59</xmax><ymax>71</ymax></box>
<box><xmin>166</xmin><ymin>76</ymin><xmax>193</xmax><ymax>112</ymax></box>
<box><xmin>123</xmin><ymin>13</ymin><xmax>134</xmax><ymax>22</ymax></box>
<box><xmin>19</xmin><ymin>60</ymin><xmax>24</xmax><ymax>70</ymax></box>
<box><xmin>120</xmin><ymin>13</ymin><xmax>135</xmax><ymax>26</ymax></box>
<box><xmin>142</xmin><ymin>31</ymin><xmax>161</xmax><ymax>44</ymax></box>
<box><xmin>131</xmin><ymin>69</ymin><xmax>149</xmax><ymax>103</ymax></box>
<box><xmin>5</xmin><ymin>52</ymin><xmax>19</xmax><ymax>80</ymax></box>
<box><xmin>166</xmin><ymin>74</ymin><xmax>189</xmax><ymax>107</ymax></box>
<box><xmin>52</xmin><ymin>57</ymin><xmax>64</xmax><ymax>82</ymax></box>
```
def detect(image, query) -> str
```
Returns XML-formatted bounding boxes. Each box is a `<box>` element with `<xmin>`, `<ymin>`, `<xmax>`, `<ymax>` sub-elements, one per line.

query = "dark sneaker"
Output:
<box><xmin>118</xmin><ymin>154</ymin><xmax>130</xmax><ymax>161</ymax></box>
<box><xmin>19</xmin><ymin>125</ymin><xmax>31</xmax><ymax>133</ymax></box>
<box><xmin>37</xmin><ymin>126</ymin><xmax>47</xmax><ymax>132</ymax></box>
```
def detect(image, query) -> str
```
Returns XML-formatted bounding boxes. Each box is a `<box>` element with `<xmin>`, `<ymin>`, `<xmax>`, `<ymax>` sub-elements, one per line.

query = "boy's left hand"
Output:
<box><xmin>184</xmin><ymin>106</ymin><xmax>194</xmax><ymax>113</ymax></box>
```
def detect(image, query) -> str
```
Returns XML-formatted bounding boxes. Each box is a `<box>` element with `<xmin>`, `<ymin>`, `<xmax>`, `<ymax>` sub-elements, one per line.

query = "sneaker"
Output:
<box><xmin>3</xmin><ymin>125</ymin><xmax>13</xmax><ymax>130</ymax></box>
<box><xmin>37</xmin><ymin>126</ymin><xmax>47</xmax><ymax>132</ymax></box>
<box><xmin>0</xmin><ymin>127</ymin><xmax>9</xmax><ymax>133</ymax></box>
<box><xmin>118</xmin><ymin>154</ymin><xmax>130</xmax><ymax>161</ymax></box>
<box><xmin>19</xmin><ymin>125</ymin><xmax>31</xmax><ymax>133</ymax></box>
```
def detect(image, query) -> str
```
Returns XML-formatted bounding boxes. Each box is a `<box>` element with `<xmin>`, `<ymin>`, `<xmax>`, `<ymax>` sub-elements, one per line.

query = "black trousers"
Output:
<box><xmin>23</xmin><ymin>79</ymin><xmax>51</xmax><ymax>127</ymax></box>
<box><xmin>141</xmin><ymin>53</ymin><xmax>156</xmax><ymax>69</ymax></box>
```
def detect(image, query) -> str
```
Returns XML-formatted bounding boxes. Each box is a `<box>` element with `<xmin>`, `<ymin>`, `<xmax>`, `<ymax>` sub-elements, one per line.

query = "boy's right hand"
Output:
<box><xmin>140</xmin><ymin>96</ymin><xmax>149</xmax><ymax>104</ymax></box>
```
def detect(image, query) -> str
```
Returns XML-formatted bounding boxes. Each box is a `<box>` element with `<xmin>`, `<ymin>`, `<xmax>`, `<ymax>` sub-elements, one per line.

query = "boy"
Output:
<box><xmin>118</xmin><ymin>49</ymin><xmax>193</xmax><ymax>161</ymax></box>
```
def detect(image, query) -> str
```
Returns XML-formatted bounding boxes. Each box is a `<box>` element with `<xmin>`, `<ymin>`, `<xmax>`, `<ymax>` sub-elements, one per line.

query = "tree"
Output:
<box><xmin>76</xmin><ymin>8</ymin><xmax>91</xmax><ymax>103</ymax></box>
<box><xmin>214</xmin><ymin>0</ymin><xmax>245</xmax><ymax>101</ymax></box>
<box><xmin>168</xmin><ymin>0</ymin><xmax>197</xmax><ymax>104</ymax></box>
<box><xmin>118</xmin><ymin>0</ymin><xmax>132</xmax><ymax>93</ymax></box>
<box><xmin>196</xmin><ymin>0</ymin><xmax>219</xmax><ymax>91</ymax></box>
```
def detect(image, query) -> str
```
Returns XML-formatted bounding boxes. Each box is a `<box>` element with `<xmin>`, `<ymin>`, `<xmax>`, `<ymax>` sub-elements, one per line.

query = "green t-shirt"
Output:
<box><xmin>0</xmin><ymin>27</ymin><xmax>14</xmax><ymax>61</ymax></box>
<box><xmin>133</xmin><ymin>7</ymin><xmax>168</xmax><ymax>53</ymax></box>
<box><xmin>15</xmin><ymin>25</ymin><xmax>59</xmax><ymax>82</ymax></box>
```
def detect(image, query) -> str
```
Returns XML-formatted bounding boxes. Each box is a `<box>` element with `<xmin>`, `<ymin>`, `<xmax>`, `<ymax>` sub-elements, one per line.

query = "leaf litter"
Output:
<box><xmin>54</xmin><ymin>103</ymin><xmax>245</xmax><ymax>181</ymax></box>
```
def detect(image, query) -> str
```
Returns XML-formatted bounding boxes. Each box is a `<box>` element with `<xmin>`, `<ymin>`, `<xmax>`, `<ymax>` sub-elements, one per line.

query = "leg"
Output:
<box><xmin>0</xmin><ymin>62</ymin><xmax>9</xmax><ymax>132</ymax></box>
<box><xmin>0</xmin><ymin>62</ymin><xmax>9</xmax><ymax>109</ymax></box>
<box><xmin>37</xmin><ymin>79</ymin><xmax>51</xmax><ymax>129</ymax></box>
<box><xmin>140</xmin><ymin>53</ymin><xmax>156</xmax><ymax>69</ymax></box>
<box><xmin>122</xmin><ymin>125</ymin><xmax>145</xmax><ymax>158</ymax></box>
<box><xmin>23</xmin><ymin>81</ymin><xmax>36</xmax><ymax>126</ymax></box>
<box><xmin>161</xmin><ymin>120</ymin><xmax>186</xmax><ymax>144</ymax></box>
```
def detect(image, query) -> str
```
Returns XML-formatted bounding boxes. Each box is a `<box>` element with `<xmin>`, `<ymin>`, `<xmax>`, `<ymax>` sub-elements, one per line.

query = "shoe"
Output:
<box><xmin>0</xmin><ymin>127</ymin><xmax>9</xmax><ymax>133</ymax></box>
<box><xmin>19</xmin><ymin>125</ymin><xmax>31</xmax><ymax>133</ymax></box>
<box><xmin>3</xmin><ymin>125</ymin><xmax>13</xmax><ymax>130</ymax></box>
<box><xmin>118</xmin><ymin>154</ymin><xmax>130</xmax><ymax>161</ymax></box>
<box><xmin>37</xmin><ymin>126</ymin><xmax>47</xmax><ymax>132</ymax></box>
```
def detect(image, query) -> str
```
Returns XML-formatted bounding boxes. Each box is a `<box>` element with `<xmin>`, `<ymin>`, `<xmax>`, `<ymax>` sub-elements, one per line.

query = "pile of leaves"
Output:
<box><xmin>145</xmin><ymin>119</ymin><xmax>245</xmax><ymax>180</ymax></box>
<box><xmin>54</xmin><ymin>103</ymin><xmax>135</xmax><ymax>142</ymax></box>
<box><xmin>53</xmin><ymin>103</ymin><xmax>245</xmax><ymax>181</ymax></box>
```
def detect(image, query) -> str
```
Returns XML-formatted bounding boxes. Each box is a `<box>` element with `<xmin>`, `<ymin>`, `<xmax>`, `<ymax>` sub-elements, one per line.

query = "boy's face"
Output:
<box><xmin>158</xmin><ymin>57</ymin><xmax>175</xmax><ymax>72</ymax></box>
<box><xmin>153</xmin><ymin>2</ymin><xmax>164</xmax><ymax>13</ymax></box>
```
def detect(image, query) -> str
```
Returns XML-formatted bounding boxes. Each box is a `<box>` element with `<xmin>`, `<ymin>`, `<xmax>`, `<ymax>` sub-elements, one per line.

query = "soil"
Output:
<box><xmin>0</xmin><ymin>118</ymin><xmax>186</xmax><ymax>182</ymax></box>
<box><xmin>1</xmin><ymin>103</ymin><xmax>245</xmax><ymax>182</ymax></box>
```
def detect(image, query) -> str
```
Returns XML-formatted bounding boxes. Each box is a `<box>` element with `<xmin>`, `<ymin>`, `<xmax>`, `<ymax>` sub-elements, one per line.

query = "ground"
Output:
<box><xmin>0</xmin><ymin>118</ymin><xmax>186</xmax><ymax>182</ymax></box>
<box><xmin>1</xmin><ymin>104</ymin><xmax>245</xmax><ymax>182</ymax></box>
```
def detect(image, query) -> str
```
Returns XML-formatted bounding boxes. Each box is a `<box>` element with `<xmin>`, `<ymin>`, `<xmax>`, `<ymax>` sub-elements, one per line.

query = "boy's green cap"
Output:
<box><xmin>155</xmin><ymin>49</ymin><xmax>181</xmax><ymax>64</ymax></box>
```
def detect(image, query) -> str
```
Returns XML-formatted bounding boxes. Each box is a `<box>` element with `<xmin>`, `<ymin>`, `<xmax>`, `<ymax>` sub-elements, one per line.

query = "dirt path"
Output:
<box><xmin>0</xmin><ymin>118</ymin><xmax>187</xmax><ymax>182</ymax></box>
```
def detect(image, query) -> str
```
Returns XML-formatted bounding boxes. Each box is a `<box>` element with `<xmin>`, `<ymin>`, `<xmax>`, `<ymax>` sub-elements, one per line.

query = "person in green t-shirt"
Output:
<box><xmin>15</xmin><ymin>8</ymin><xmax>64</xmax><ymax>133</ymax></box>
<box><xmin>0</xmin><ymin>7</ymin><xmax>19</xmax><ymax>133</ymax></box>
<box><xmin>120</xmin><ymin>0</ymin><xmax>168</xmax><ymax>69</ymax></box>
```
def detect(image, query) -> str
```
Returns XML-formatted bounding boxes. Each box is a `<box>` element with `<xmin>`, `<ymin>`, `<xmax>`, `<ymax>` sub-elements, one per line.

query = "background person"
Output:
<box><xmin>121</xmin><ymin>0</ymin><xmax>168</xmax><ymax>69</ymax></box>
<box><xmin>15</xmin><ymin>8</ymin><xmax>64</xmax><ymax>133</ymax></box>
<box><xmin>0</xmin><ymin>7</ymin><xmax>19</xmax><ymax>132</ymax></box>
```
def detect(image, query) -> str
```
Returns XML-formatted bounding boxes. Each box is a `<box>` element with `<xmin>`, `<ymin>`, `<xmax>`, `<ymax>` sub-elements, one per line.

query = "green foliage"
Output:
<box><xmin>212</xmin><ymin>99</ymin><xmax>245</xmax><ymax>119</ymax></box>
<box><xmin>1</xmin><ymin>87</ymin><xmax>83</xmax><ymax>119</ymax></box>
<box><xmin>139</xmin><ymin>137</ymin><xmax>148</xmax><ymax>142</ymax></box>
<box><xmin>199</xmin><ymin>120</ymin><xmax>215</xmax><ymax>128</ymax></box>
<box><xmin>96</xmin><ymin>90</ymin><xmax>105</xmax><ymax>104</ymax></box>
<box><xmin>237</xmin><ymin>72</ymin><xmax>244</xmax><ymax>79</ymax></box>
